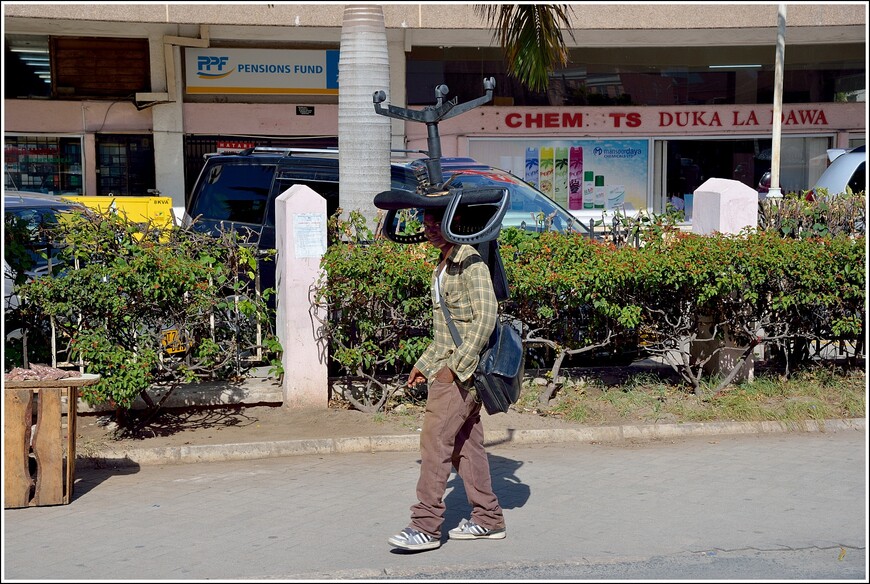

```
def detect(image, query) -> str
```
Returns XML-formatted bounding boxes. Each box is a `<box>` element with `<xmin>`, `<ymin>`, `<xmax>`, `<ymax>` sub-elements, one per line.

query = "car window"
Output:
<box><xmin>6</xmin><ymin>207</ymin><xmax>61</xmax><ymax>240</ymax></box>
<box><xmin>848</xmin><ymin>161</ymin><xmax>865</xmax><ymax>194</ymax></box>
<box><xmin>266</xmin><ymin>177</ymin><xmax>339</xmax><ymax>225</ymax></box>
<box><xmin>381</xmin><ymin>168</ymin><xmax>584</xmax><ymax>238</ymax></box>
<box><xmin>391</xmin><ymin>167</ymin><xmax>418</xmax><ymax>192</ymax></box>
<box><xmin>387</xmin><ymin>165</ymin><xmax>583</xmax><ymax>234</ymax></box>
<box><xmin>188</xmin><ymin>163</ymin><xmax>276</xmax><ymax>225</ymax></box>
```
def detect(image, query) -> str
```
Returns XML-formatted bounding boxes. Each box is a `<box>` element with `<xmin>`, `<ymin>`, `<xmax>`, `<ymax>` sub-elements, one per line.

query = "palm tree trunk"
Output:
<box><xmin>338</xmin><ymin>4</ymin><xmax>391</xmax><ymax>227</ymax></box>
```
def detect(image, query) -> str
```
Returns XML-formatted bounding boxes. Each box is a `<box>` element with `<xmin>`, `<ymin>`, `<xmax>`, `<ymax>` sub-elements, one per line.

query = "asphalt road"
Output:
<box><xmin>3</xmin><ymin>429</ymin><xmax>866</xmax><ymax>581</ymax></box>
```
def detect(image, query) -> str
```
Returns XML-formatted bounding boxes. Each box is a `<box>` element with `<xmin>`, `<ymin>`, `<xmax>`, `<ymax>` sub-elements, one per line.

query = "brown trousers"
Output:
<box><xmin>409</xmin><ymin>378</ymin><xmax>505</xmax><ymax>538</ymax></box>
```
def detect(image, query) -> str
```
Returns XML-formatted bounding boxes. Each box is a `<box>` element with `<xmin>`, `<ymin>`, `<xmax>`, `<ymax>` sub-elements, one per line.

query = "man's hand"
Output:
<box><xmin>407</xmin><ymin>366</ymin><xmax>426</xmax><ymax>387</ymax></box>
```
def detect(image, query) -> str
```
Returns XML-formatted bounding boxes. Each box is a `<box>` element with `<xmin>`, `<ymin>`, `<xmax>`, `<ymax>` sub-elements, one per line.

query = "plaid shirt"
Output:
<box><xmin>415</xmin><ymin>244</ymin><xmax>498</xmax><ymax>384</ymax></box>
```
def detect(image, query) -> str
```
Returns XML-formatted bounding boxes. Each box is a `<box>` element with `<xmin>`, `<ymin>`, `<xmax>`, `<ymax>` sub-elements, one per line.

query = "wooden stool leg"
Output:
<box><xmin>4</xmin><ymin>389</ymin><xmax>34</xmax><ymax>508</ymax></box>
<box><xmin>33</xmin><ymin>388</ymin><xmax>64</xmax><ymax>506</ymax></box>
<box><xmin>65</xmin><ymin>387</ymin><xmax>78</xmax><ymax>504</ymax></box>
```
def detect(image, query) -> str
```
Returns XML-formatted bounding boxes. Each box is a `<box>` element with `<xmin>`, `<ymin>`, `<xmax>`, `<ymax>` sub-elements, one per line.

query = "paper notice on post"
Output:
<box><xmin>293</xmin><ymin>213</ymin><xmax>326</xmax><ymax>258</ymax></box>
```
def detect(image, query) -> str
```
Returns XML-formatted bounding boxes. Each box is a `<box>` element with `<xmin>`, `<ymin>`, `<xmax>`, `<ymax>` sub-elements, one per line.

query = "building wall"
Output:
<box><xmin>4</xmin><ymin>3</ymin><xmax>865</xmax><ymax>36</ymax></box>
<box><xmin>3</xmin><ymin>3</ymin><xmax>867</xmax><ymax>209</ymax></box>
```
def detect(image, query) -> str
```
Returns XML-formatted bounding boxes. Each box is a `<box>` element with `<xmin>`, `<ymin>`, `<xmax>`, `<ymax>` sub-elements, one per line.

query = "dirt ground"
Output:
<box><xmin>74</xmin><ymin>401</ymin><xmax>595</xmax><ymax>454</ymax></box>
<box><xmin>73</xmin><ymin>365</ymin><xmax>675</xmax><ymax>453</ymax></box>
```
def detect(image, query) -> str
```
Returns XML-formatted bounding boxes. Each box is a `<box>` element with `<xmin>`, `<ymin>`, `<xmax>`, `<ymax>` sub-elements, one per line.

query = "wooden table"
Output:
<box><xmin>4</xmin><ymin>374</ymin><xmax>100</xmax><ymax>508</ymax></box>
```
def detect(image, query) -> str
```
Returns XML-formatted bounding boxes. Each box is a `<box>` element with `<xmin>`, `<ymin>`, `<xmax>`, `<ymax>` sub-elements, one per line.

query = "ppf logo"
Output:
<box><xmin>197</xmin><ymin>56</ymin><xmax>235</xmax><ymax>79</ymax></box>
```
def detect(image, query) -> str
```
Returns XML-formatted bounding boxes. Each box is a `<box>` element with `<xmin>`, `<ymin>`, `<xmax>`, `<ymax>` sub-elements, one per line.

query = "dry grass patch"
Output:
<box><xmin>520</xmin><ymin>364</ymin><xmax>865</xmax><ymax>426</ymax></box>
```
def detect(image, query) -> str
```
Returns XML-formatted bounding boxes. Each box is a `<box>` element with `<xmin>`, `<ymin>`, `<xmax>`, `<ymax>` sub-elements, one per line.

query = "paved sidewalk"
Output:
<box><xmin>4</xmin><ymin>429</ymin><xmax>866</xmax><ymax>580</ymax></box>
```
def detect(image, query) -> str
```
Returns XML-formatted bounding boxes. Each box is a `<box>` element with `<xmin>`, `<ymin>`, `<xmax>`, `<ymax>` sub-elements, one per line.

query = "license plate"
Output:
<box><xmin>161</xmin><ymin>328</ymin><xmax>188</xmax><ymax>354</ymax></box>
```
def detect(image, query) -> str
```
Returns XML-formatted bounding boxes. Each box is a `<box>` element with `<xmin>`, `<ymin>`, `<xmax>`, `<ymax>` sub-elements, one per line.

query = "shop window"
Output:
<box><xmin>4</xmin><ymin>35</ymin><xmax>51</xmax><ymax>99</ymax></box>
<box><xmin>4</xmin><ymin>136</ymin><xmax>83</xmax><ymax>195</ymax></box>
<box><xmin>407</xmin><ymin>43</ymin><xmax>865</xmax><ymax>107</ymax></box>
<box><xmin>406</xmin><ymin>46</ymin><xmax>548</xmax><ymax>107</ymax></box>
<box><xmin>96</xmin><ymin>135</ymin><xmax>155</xmax><ymax>196</ymax></box>
<box><xmin>664</xmin><ymin>136</ymin><xmax>830</xmax><ymax>206</ymax></box>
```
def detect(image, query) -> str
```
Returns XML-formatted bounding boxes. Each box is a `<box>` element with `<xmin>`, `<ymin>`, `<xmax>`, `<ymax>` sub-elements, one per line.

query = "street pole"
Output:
<box><xmin>768</xmin><ymin>4</ymin><xmax>787</xmax><ymax>200</ymax></box>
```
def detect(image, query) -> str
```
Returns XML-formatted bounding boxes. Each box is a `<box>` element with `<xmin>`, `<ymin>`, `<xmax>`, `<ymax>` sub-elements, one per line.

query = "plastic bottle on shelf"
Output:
<box><xmin>582</xmin><ymin>170</ymin><xmax>595</xmax><ymax>209</ymax></box>
<box><xmin>594</xmin><ymin>175</ymin><xmax>605</xmax><ymax>209</ymax></box>
<box><xmin>568</xmin><ymin>147</ymin><xmax>583</xmax><ymax>210</ymax></box>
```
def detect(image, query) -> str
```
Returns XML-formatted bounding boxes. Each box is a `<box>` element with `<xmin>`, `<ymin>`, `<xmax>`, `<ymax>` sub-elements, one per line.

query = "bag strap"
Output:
<box><xmin>437</xmin><ymin>286</ymin><xmax>464</xmax><ymax>348</ymax></box>
<box><xmin>436</xmin><ymin>254</ymin><xmax>499</xmax><ymax>350</ymax></box>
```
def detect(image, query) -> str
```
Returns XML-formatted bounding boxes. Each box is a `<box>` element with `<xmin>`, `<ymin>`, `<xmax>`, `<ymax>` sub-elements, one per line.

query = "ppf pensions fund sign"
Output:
<box><xmin>185</xmin><ymin>48</ymin><xmax>339</xmax><ymax>95</ymax></box>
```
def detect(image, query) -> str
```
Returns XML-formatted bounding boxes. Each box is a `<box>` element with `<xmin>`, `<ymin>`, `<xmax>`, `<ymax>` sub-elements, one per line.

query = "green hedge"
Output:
<box><xmin>7</xmin><ymin>209</ymin><xmax>282</xmax><ymax>416</ymax></box>
<box><xmin>316</xmin><ymin>216</ymin><xmax>865</xmax><ymax>406</ymax></box>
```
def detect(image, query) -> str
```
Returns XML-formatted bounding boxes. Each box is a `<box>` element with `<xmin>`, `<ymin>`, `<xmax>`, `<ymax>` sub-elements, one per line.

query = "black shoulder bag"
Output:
<box><xmin>438</xmin><ymin>293</ymin><xmax>524</xmax><ymax>415</ymax></box>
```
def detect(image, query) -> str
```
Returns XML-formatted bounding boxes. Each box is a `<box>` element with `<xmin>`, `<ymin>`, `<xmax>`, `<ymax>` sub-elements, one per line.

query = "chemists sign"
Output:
<box><xmin>185</xmin><ymin>48</ymin><xmax>339</xmax><ymax>95</ymax></box>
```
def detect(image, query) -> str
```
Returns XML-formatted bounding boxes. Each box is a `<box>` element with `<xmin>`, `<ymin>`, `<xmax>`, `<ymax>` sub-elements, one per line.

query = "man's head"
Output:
<box><xmin>423</xmin><ymin>209</ymin><xmax>449</xmax><ymax>251</ymax></box>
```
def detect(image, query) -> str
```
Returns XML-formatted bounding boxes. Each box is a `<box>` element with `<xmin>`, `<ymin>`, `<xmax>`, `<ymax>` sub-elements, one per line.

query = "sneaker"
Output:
<box><xmin>448</xmin><ymin>519</ymin><xmax>506</xmax><ymax>540</ymax></box>
<box><xmin>388</xmin><ymin>527</ymin><xmax>441</xmax><ymax>551</ymax></box>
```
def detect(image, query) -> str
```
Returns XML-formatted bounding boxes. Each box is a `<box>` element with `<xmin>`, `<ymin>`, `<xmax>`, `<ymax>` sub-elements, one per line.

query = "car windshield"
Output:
<box><xmin>443</xmin><ymin>168</ymin><xmax>584</xmax><ymax>233</ymax></box>
<box><xmin>188</xmin><ymin>163</ymin><xmax>276</xmax><ymax>225</ymax></box>
<box><xmin>385</xmin><ymin>164</ymin><xmax>585</xmax><ymax>239</ymax></box>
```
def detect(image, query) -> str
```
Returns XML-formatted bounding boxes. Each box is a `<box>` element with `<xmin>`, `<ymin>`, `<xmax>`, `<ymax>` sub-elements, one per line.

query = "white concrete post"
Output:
<box><xmin>692</xmin><ymin>178</ymin><xmax>758</xmax><ymax>235</ymax></box>
<box><xmin>274</xmin><ymin>185</ymin><xmax>329</xmax><ymax>409</ymax></box>
<box><xmin>690</xmin><ymin>177</ymin><xmax>759</xmax><ymax>382</ymax></box>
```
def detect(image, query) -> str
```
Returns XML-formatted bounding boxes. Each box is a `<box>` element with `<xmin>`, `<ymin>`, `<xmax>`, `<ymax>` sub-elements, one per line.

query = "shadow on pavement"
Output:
<box><xmin>72</xmin><ymin>460</ymin><xmax>141</xmax><ymax>501</ymax></box>
<box><xmin>442</xmin><ymin>452</ymin><xmax>531</xmax><ymax>537</ymax></box>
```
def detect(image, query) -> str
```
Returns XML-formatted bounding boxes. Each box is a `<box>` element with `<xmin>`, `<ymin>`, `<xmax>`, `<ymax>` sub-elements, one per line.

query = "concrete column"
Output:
<box><xmin>150</xmin><ymin>43</ymin><xmax>187</xmax><ymax>220</ymax></box>
<box><xmin>274</xmin><ymin>184</ymin><xmax>329</xmax><ymax>409</ymax></box>
<box><xmin>690</xmin><ymin>315</ymin><xmax>755</xmax><ymax>384</ymax></box>
<box><xmin>836</xmin><ymin>131</ymin><xmax>851</xmax><ymax>149</ymax></box>
<box><xmin>83</xmin><ymin>133</ymin><xmax>97</xmax><ymax>196</ymax></box>
<box><xmin>387</xmin><ymin>31</ymin><xmax>407</xmax><ymax>154</ymax></box>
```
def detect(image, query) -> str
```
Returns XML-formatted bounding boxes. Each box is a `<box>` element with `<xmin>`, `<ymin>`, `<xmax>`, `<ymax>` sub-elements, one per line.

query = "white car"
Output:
<box><xmin>807</xmin><ymin>145</ymin><xmax>866</xmax><ymax>200</ymax></box>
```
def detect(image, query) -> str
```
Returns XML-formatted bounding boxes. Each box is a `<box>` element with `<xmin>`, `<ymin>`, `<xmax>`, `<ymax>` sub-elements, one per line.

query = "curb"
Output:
<box><xmin>75</xmin><ymin>417</ymin><xmax>866</xmax><ymax>469</ymax></box>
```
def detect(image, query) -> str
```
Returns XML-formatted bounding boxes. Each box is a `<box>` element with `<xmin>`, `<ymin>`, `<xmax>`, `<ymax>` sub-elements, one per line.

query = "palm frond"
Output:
<box><xmin>475</xmin><ymin>4</ymin><xmax>575</xmax><ymax>93</ymax></box>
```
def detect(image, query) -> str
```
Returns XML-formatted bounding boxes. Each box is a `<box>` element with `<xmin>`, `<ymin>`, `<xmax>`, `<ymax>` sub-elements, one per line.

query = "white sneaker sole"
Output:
<box><xmin>387</xmin><ymin>536</ymin><xmax>441</xmax><ymax>551</ymax></box>
<box><xmin>448</xmin><ymin>528</ymin><xmax>506</xmax><ymax>540</ymax></box>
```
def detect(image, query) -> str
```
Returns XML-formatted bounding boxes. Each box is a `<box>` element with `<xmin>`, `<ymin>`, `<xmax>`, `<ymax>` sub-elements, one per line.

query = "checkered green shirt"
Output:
<box><xmin>414</xmin><ymin>244</ymin><xmax>498</xmax><ymax>384</ymax></box>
